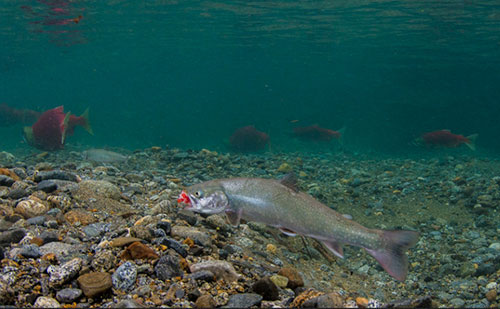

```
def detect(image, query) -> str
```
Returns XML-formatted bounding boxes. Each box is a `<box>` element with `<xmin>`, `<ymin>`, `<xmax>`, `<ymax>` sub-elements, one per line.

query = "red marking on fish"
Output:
<box><xmin>177</xmin><ymin>191</ymin><xmax>191</xmax><ymax>204</ymax></box>
<box><xmin>293</xmin><ymin>125</ymin><xmax>342</xmax><ymax>142</ymax></box>
<box><xmin>28</xmin><ymin>106</ymin><xmax>68</xmax><ymax>150</ymax></box>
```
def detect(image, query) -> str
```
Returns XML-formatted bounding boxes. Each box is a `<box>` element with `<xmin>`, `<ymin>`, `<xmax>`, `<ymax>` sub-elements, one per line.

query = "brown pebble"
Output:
<box><xmin>120</xmin><ymin>241</ymin><xmax>159</xmax><ymax>260</ymax></box>
<box><xmin>486</xmin><ymin>289</ymin><xmax>497</xmax><ymax>302</ymax></box>
<box><xmin>356</xmin><ymin>296</ymin><xmax>369</xmax><ymax>308</ymax></box>
<box><xmin>278</xmin><ymin>267</ymin><xmax>304</xmax><ymax>289</ymax></box>
<box><xmin>195</xmin><ymin>294</ymin><xmax>217</xmax><ymax>308</ymax></box>
<box><xmin>64</xmin><ymin>209</ymin><xmax>97</xmax><ymax>225</ymax></box>
<box><xmin>110</xmin><ymin>236</ymin><xmax>143</xmax><ymax>247</ymax></box>
<box><xmin>77</xmin><ymin>272</ymin><xmax>112</xmax><ymax>298</ymax></box>
<box><xmin>30</xmin><ymin>237</ymin><xmax>44</xmax><ymax>246</ymax></box>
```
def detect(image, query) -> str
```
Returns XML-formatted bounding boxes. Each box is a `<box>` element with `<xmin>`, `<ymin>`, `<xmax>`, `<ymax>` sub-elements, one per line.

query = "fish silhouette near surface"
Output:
<box><xmin>293</xmin><ymin>125</ymin><xmax>344</xmax><ymax>142</ymax></box>
<box><xmin>178</xmin><ymin>174</ymin><xmax>419</xmax><ymax>281</ymax></box>
<box><xmin>416</xmin><ymin>130</ymin><xmax>478</xmax><ymax>151</ymax></box>
<box><xmin>23</xmin><ymin>106</ymin><xmax>92</xmax><ymax>151</ymax></box>
<box><xmin>229</xmin><ymin>125</ymin><xmax>270</xmax><ymax>152</ymax></box>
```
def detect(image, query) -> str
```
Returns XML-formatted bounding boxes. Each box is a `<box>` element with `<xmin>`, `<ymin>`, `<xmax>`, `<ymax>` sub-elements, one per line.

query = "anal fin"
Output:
<box><xmin>321</xmin><ymin>240</ymin><xmax>344</xmax><ymax>258</ymax></box>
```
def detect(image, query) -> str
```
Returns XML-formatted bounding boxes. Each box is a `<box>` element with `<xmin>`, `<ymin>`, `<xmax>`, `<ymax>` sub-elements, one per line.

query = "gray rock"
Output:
<box><xmin>20</xmin><ymin>244</ymin><xmax>42</xmax><ymax>258</ymax></box>
<box><xmin>27</xmin><ymin>216</ymin><xmax>46</xmax><ymax>225</ymax></box>
<box><xmin>112</xmin><ymin>299</ymin><xmax>146</xmax><ymax>308</ymax></box>
<box><xmin>0</xmin><ymin>229</ymin><xmax>26</xmax><ymax>244</ymax></box>
<box><xmin>40</xmin><ymin>231</ymin><xmax>59</xmax><ymax>244</ymax></box>
<box><xmin>83</xmin><ymin>223</ymin><xmax>108</xmax><ymax>238</ymax></box>
<box><xmin>39</xmin><ymin>242</ymin><xmax>75</xmax><ymax>260</ymax></box>
<box><xmin>190</xmin><ymin>260</ymin><xmax>240</xmax><ymax>282</ymax></box>
<box><xmin>0</xmin><ymin>175</ymin><xmax>15</xmax><ymax>187</ymax></box>
<box><xmin>157</xmin><ymin>238</ymin><xmax>187</xmax><ymax>258</ymax></box>
<box><xmin>171</xmin><ymin>226</ymin><xmax>211</xmax><ymax>247</ymax></box>
<box><xmin>188</xmin><ymin>270</ymin><xmax>215</xmax><ymax>282</ymax></box>
<box><xmin>36</xmin><ymin>180</ymin><xmax>58</xmax><ymax>193</ymax></box>
<box><xmin>8</xmin><ymin>188</ymin><xmax>28</xmax><ymax>199</ymax></box>
<box><xmin>112</xmin><ymin>261</ymin><xmax>137</xmax><ymax>291</ymax></box>
<box><xmin>56</xmin><ymin>288</ymin><xmax>82</xmax><ymax>303</ymax></box>
<box><xmin>34</xmin><ymin>170</ymin><xmax>79</xmax><ymax>182</ymax></box>
<box><xmin>47</xmin><ymin>257</ymin><xmax>83</xmax><ymax>287</ymax></box>
<box><xmin>155</xmin><ymin>254</ymin><xmax>183</xmax><ymax>280</ymax></box>
<box><xmin>177</xmin><ymin>209</ymin><xmax>198</xmax><ymax>225</ymax></box>
<box><xmin>225</xmin><ymin>293</ymin><xmax>263</xmax><ymax>308</ymax></box>
<box><xmin>449</xmin><ymin>298</ymin><xmax>465</xmax><ymax>307</ymax></box>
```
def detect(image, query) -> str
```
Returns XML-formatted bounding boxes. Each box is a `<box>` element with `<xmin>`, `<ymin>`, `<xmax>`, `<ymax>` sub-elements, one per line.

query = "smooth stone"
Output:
<box><xmin>8</xmin><ymin>188</ymin><xmax>28</xmax><ymax>199</ymax></box>
<box><xmin>190</xmin><ymin>260</ymin><xmax>240</xmax><ymax>282</ymax></box>
<box><xmin>36</xmin><ymin>180</ymin><xmax>58</xmax><ymax>193</ymax></box>
<box><xmin>157</xmin><ymin>221</ymin><xmax>171</xmax><ymax>235</ymax></box>
<box><xmin>195</xmin><ymin>294</ymin><xmax>217</xmax><ymax>308</ymax></box>
<box><xmin>77</xmin><ymin>272</ymin><xmax>113</xmax><ymax>298</ymax></box>
<box><xmin>269</xmin><ymin>274</ymin><xmax>288</xmax><ymax>288</ymax></box>
<box><xmin>449</xmin><ymin>298</ymin><xmax>465</xmax><ymax>307</ymax></box>
<box><xmin>27</xmin><ymin>216</ymin><xmax>46</xmax><ymax>226</ymax></box>
<box><xmin>155</xmin><ymin>254</ymin><xmax>183</xmax><ymax>280</ymax></box>
<box><xmin>489</xmin><ymin>243</ymin><xmax>500</xmax><ymax>251</ymax></box>
<box><xmin>56</xmin><ymin>288</ymin><xmax>82</xmax><ymax>303</ymax></box>
<box><xmin>120</xmin><ymin>242</ymin><xmax>158</xmax><ymax>260</ymax></box>
<box><xmin>278</xmin><ymin>267</ymin><xmax>304</xmax><ymax>289</ymax></box>
<box><xmin>158</xmin><ymin>237</ymin><xmax>188</xmax><ymax>258</ymax></box>
<box><xmin>33</xmin><ymin>296</ymin><xmax>61</xmax><ymax>308</ymax></box>
<box><xmin>39</xmin><ymin>231</ymin><xmax>59</xmax><ymax>244</ymax></box>
<box><xmin>20</xmin><ymin>244</ymin><xmax>42</xmax><ymax>258</ymax></box>
<box><xmin>0</xmin><ymin>229</ymin><xmax>26</xmax><ymax>244</ymax></box>
<box><xmin>110</xmin><ymin>237</ymin><xmax>143</xmax><ymax>247</ymax></box>
<box><xmin>112</xmin><ymin>299</ymin><xmax>146</xmax><ymax>308</ymax></box>
<box><xmin>302</xmin><ymin>292</ymin><xmax>344</xmax><ymax>308</ymax></box>
<box><xmin>225</xmin><ymin>293</ymin><xmax>263</xmax><ymax>308</ymax></box>
<box><xmin>34</xmin><ymin>170</ymin><xmax>78</xmax><ymax>182</ymax></box>
<box><xmin>171</xmin><ymin>226</ymin><xmax>212</xmax><ymax>247</ymax></box>
<box><xmin>475</xmin><ymin>263</ymin><xmax>496</xmax><ymax>276</ymax></box>
<box><xmin>177</xmin><ymin>209</ymin><xmax>198</xmax><ymax>225</ymax></box>
<box><xmin>112</xmin><ymin>261</ymin><xmax>137</xmax><ymax>291</ymax></box>
<box><xmin>0</xmin><ymin>175</ymin><xmax>15</xmax><ymax>187</ymax></box>
<box><xmin>188</xmin><ymin>270</ymin><xmax>215</xmax><ymax>282</ymax></box>
<box><xmin>251</xmin><ymin>277</ymin><xmax>279</xmax><ymax>301</ymax></box>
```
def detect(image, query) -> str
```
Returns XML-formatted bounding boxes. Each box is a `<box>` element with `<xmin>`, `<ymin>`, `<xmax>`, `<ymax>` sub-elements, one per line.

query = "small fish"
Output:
<box><xmin>229</xmin><ymin>125</ymin><xmax>270</xmax><ymax>152</ymax></box>
<box><xmin>178</xmin><ymin>174</ymin><xmax>419</xmax><ymax>281</ymax></box>
<box><xmin>416</xmin><ymin>130</ymin><xmax>478</xmax><ymax>151</ymax></box>
<box><xmin>23</xmin><ymin>106</ymin><xmax>92</xmax><ymax>151</ymax></box>
<box><xmin>82</xmin><ymin>149</ymin><xmax>128</xmax><ymax>163</ymax></box>
<box><xmin>293</xmin><ymin>125</ymin><xmax>344</xmax><ymax>142</ymax></box>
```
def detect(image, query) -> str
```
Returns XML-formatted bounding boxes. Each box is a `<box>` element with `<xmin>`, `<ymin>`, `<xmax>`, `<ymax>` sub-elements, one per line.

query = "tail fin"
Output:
<box><xmin>80</xmin><ymin>108</ymin><xmax>93</xmax><ymax>135</ymax></box>
<box><xmin>465</xmin><ymin>134</ymin><xmax>478</xmax><ymax>151</ymax></box>
<box><xmin>364</xmin><ymin>230</ymin><xmax>419</xmax><ymax>281</ymax></box>
<box><xmin>337</xmin><ymin>126</ymin><xmax>346</xmax><ymax>145</ymax></box>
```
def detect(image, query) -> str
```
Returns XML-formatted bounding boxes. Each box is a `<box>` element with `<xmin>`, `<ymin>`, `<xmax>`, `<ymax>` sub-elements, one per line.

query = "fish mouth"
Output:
<box><xmin>177</xmin><ymin>191</ymin><xmax>193</xmax><ymax>209</ymax></box>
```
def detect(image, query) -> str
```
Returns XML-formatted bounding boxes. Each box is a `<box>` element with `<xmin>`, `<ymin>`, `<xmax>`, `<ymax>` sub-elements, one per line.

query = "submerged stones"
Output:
<box><xmin>77</xmin><ymin>272</ymin><xmax>113</xmax><ymax>298</ymax></box>
<box><xmin>190</xmin><ymin>260</ymin><xmax>240</xmax><ymax>282</ymax></box>
<box><xmin>15</xmin><ymin>197</ymin><xmax>49</xmax><ymax>218</ymax></box>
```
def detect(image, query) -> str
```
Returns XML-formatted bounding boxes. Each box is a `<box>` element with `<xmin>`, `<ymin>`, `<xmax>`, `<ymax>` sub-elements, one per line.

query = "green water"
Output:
<box><xmin>1</xmin><ymin>0</ymin><xmax>499</xmax><ymax>155</ymax></box>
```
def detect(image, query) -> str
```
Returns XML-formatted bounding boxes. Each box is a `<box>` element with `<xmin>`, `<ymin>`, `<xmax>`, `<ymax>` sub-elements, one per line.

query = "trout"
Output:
<box><xmin>178</xmin><ymin>174</ymin><xmax>419</xmax><ymax>281</ymax></box>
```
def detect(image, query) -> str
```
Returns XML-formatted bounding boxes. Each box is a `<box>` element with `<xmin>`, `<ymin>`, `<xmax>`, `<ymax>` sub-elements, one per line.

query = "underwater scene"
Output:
<box><xmin>1</xmin><ymin>0</ymin><xmax>500</xmax><ymax>308</ymax></box>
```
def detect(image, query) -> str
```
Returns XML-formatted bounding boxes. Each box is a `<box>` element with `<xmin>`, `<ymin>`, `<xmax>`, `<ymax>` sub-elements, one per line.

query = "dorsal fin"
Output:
<box><xmin>280</xmin><ymin>172</ymin><xmax>298</xmax><ymax>192</ymax></box>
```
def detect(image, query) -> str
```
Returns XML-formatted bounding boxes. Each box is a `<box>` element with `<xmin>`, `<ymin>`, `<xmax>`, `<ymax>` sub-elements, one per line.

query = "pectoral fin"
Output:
<box><xmin>279</xmin><ymin>227</ymin><xmax>298</xmax><ymax>237</ymax></box>
<box><xmin>321</xmin><ymin>240</ymin><xmax>344</xmax><ymax>258</ymax></box>
<box><xmin>225</xmin><ymin>209</ymin><xmax>242</xmax><ymax>226</ymax></box>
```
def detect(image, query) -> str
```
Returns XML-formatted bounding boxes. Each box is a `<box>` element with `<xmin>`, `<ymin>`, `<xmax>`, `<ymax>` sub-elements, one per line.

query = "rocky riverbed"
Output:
<box><xmin>0</xmin><ymin>147</ymin><xmax>499</xmax><ymax>308</ymax></box>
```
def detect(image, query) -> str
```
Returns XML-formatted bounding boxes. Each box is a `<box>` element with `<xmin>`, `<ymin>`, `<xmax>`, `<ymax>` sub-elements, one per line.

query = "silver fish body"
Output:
<box><xmin>181</xmin><ymin>175</ymin><xmax>418</xmax><ymax>281</ymax></box>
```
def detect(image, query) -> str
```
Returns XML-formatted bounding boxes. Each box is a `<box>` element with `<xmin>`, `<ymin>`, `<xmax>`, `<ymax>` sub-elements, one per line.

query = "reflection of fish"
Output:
<box><xmin>416</xmin><ymin>130</ymin><xmax>477</xmax><ymax>151</ymax></box>
<box><xmin>229</xmin><ymin>125</ymin><xmax>270</xmax><ymax>152</ymax></box>
<box><xmin>0</xmin><ymin>103</ymin><xmax>41</xmax><ymax>126</ymax></box>
<box><xmin>178</xmin><ymin>174</ymin><xmax>419</xmax><ymax>281</ymax></box>
<box><xmin>293</xmin><ymin>125</ymin><xmax>343</xmax><ymax>142</ymax></box>
<box><xmin>23</xmin><ymin>106</ymin><xmax>92</xmax><ymax>151</ymax></box>
<box><xmin>83</xmin><ymin>149</ymin><xmax>128</xmax><ymax>163</ymax></box>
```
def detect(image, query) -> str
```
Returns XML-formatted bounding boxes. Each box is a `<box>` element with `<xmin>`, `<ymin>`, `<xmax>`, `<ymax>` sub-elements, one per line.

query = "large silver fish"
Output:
<box><xmin>178</xmin><ymin>174</ymin><xmax>419</xmax><ymax>281</ymax></box>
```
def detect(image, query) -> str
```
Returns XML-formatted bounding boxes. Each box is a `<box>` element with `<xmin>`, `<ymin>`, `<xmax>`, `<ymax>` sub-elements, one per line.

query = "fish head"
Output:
<box><xmin>178</xmin><ymin>183</ymin><xmax>229</xmax><ymax>214</ymax></box>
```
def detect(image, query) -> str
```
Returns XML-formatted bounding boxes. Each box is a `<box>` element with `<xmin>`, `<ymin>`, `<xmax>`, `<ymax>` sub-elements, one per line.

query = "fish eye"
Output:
<box><xmin>194</xmin><ymin>190</ymin><xmax>203</xmax><ymax>197</ymax></box>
